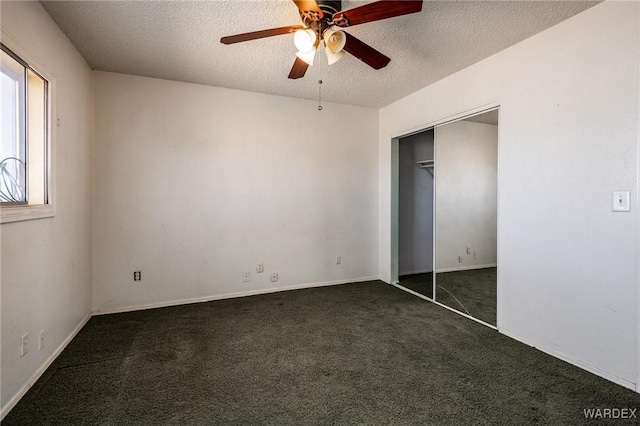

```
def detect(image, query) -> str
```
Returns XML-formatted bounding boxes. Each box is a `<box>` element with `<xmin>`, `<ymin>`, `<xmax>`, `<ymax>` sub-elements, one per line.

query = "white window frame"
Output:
<box><xmin>0</xmin><ymin>31</ymin><xmax>56</xmax><ymax>224</ymax></box>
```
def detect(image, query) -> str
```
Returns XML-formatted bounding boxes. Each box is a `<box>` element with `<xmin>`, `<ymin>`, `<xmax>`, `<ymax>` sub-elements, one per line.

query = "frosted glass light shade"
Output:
<box><xmin>325</xmin><ymin>45</ymin><xmax>345</xmax><ymax>65</ymax></box>
<box><xmin>296</xmin><ymin>49</ymin><xmax>316</xmax><ymax>65</ymax></box>
<box><xmin>294</xmin><ymin>29</ymin><xmax>317</xmax><ymax>53</ymax></box>
<box><xmin>323</xmin><ymin>29</ymin><xmax>346</xmax><ymax>53</ymax></box>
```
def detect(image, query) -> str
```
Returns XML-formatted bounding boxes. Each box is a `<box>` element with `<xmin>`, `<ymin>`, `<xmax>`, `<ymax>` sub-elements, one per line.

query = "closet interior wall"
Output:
<box><xmin>398</xmin><ymin>130</ymin><xmax>434</xmax><ymax>276</ymax></box>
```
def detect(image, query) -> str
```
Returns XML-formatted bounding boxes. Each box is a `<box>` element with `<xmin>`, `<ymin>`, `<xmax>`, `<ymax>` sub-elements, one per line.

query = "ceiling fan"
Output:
<box><xmin>220</xmin><ymin>0</ymin><xmax>423</xmax><ymax>79</ymax></box>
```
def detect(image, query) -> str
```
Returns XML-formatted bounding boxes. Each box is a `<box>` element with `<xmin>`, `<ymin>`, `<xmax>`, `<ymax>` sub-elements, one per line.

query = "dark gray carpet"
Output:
<box><xmin>436</xmin><ymin>268</ymin><xmax>497</xmax><ymax>326</ymax></box>
<box><xmin>4</xmin><ymin>281</ymin><xmax>640</xmax><ymax>425</ymax></box>
<box><xmin>400</xmin><ymin>269</ymin><xmax>496</xmax><ymax>326</ymax></box>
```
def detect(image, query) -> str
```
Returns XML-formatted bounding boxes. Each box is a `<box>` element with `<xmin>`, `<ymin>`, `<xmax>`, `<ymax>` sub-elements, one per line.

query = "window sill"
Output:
<box><xmin>1</xmin><ymin>204</ymin><xmax>55</xmax><ymax>224</ymax></box>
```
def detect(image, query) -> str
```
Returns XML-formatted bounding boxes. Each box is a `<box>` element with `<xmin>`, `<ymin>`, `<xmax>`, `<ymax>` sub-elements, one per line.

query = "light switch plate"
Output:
<box><xmin>612</xmin><ymin>191</ymin><xmax>630</xmax><ymax>212</ymax></box>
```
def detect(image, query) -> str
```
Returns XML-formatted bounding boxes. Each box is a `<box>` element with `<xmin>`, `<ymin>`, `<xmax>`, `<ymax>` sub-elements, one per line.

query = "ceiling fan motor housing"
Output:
<box><xmin>301</xmin><ymin>0</ymin><xmax>342</xmax><ymax>31</ymax></box>
<box><xmin>318</xmin><ymin>0</ymin><xmax>342</xmax><ymax>17</ymax></box>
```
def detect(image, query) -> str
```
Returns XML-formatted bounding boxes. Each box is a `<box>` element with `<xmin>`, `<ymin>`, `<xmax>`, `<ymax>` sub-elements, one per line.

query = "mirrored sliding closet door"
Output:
<box><xmin>434</xmin><ymin>109</ymin><xmax>498</xmax><ymax>326</ymax></box>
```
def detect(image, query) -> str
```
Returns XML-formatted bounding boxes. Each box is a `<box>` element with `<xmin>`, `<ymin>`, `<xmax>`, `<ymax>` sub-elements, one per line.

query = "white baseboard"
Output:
<box><xmin>501</xmin><ymin>328</ymin><xmax>636</xmax><ymax>391</ymax></box>
<box><xmin>1</xmin><ymin>311</ymin><xmax>92</xmax><ymax>420</ymax></box>
<box><xmin>92</xmin><ymin>276</ymin><xmax>380</xmax><ymax>315</ymax></box>
<box><xmin>399</xmin><ymin>268</ymin><xmax>433</xmax><ymax>276</ymax></box>
<box><xmin>436</xmin><ymin>263</ymin><xmax>497</xmax><ymax>273</ymax></box>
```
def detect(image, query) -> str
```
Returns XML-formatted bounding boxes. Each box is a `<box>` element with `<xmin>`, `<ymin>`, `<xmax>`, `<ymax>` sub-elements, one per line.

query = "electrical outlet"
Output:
<box><xmin>39</xmin><ymin>329</ymin><xmax>45</xmax><ymax>351</ymax></box>
<box><xmin>270</xmin><ymin>272</ymin><xmax>278</xmax><ymax>282</ymax></box>
<box><xmin>256</xmin><ymin>263</ymin><xmax>264</xmax><ymax>273</ymax></box>
<box><xmin>133</xmin><ymin>271</ymin><xmax>141</xmax><ymax>281</ymax></box>
<box><xmin>473</xmin><ymin>251</ymin><xmax>477</xmax><ymax>260</ymax></box>
<box><xmin>20</xmin><ymin>333</ymin><xmax>28</xmax><ymax>357</ymax></box>
<box><xmin>458</xmin><ymin>256</ymin><xmax>463</xmax><ymax>263</ymax></box>
<box><xmin>243</xmin><ymin>272</ymin><xmax>250</xmax><ymax>282</ymax></box>
<box><xmin>336</xmin><ymin>256</ymin><xmax>342</xmax><ymax>265</ymax></box>
<box><xmin>466</xmin><ymin>247</ymin><xmax>471</xmax><ymax>255</ymax></box>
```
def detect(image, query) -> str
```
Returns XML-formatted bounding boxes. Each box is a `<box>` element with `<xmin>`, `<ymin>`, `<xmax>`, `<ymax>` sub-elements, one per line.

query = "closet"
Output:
<box><xmin>394</xmin><ymin>108</ymin><xmax>498</xmax><ymax>328</ymax></box>
<box><xmin>398</xmin><ymin>129</ymin><xmax>434</xmax><ymax>298</ymax></box>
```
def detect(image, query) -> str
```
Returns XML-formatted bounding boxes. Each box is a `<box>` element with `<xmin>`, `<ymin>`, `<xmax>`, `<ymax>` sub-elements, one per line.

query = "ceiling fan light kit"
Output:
<box><xmin>220</xmin><ymin>0</ymin><xmax>423</xmax><ymax>79</ymax></box>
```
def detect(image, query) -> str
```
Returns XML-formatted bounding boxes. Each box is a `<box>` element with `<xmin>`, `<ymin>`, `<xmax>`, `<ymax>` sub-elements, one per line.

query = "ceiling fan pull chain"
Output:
<box><xmin>318</xmin><ymin>79</ymin><xmax>323</xmax><ymax>111</ymax></box>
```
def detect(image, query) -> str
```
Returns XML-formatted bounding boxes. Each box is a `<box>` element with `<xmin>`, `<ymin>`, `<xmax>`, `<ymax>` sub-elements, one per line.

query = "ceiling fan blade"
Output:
<box><xmin>220</xmin><ymin>25</ymin><xmax>304</xmax><ymax>44</ymax></box>
<box><xmin>288</xmin><ymin>56</ymin><xmax>309</xmax><ymax>79</ymax></box>
<box><xmin>293</xmin><ymin>0</ymin><xmax>323</xmax><ymax>18</ymax></box>
<box><xmin>343</xmin><ymin>32</ymin><xmax>390</xmax><ymax>70</ymax></box>
<box><xmin>332</xmin><ymin>0</ymin><xmax>422</xmax><ymax>27</ymax></box>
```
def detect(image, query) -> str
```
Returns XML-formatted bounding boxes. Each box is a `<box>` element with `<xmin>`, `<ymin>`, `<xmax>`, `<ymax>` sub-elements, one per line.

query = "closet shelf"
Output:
<box><xmin>417</xmin><ymin>160</ymin><xmax>434</xmax><ymax>177</ymax></box>
<box><xmin>416</xmin><ymin>160</ymin><xmax>434</xmax><ymax>169</ymax></box>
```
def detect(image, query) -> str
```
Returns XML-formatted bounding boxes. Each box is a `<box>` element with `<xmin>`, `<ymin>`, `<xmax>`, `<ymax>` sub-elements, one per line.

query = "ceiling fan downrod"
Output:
<box><xmin>298</xmin><ymin>1</ymin><xmax>341</xmax><ymax>44</ymax></box>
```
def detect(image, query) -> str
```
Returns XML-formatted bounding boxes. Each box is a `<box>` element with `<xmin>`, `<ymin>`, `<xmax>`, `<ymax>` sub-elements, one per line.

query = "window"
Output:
<box><xmin>1</xmin><ymin>42</ymin><xmax>53</xmax><ymax>222</ymax></box>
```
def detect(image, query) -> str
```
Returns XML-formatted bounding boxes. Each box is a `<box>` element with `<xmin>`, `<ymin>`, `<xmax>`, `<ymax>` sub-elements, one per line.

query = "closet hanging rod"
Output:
<box><xmin>416</xmin><ymin>160</ymin><xmax>434</xmax><ymax>177</ymax></box>
<box><xmin>416</xmin><ymin>160</ymin><xmax>434</xmax><ymax>168</ymax></box>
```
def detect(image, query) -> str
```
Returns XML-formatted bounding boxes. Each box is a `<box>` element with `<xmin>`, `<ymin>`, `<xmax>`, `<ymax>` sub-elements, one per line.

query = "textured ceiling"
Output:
<box><xmin>41</xmin><ymin>0</ymin><xmax>600</xmax><ymax>108</ymax></box>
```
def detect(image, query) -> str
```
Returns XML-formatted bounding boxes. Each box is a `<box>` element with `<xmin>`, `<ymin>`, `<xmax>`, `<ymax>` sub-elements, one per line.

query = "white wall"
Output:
<box><xmin>399</xmin><ymin>131</ymin><xmax>434</xmax><ymax>275</ymax></box>
<box><xmin>379</xmin><ymin>0</ymin><xmax>639</xmax><ymax>388</ymax></box>
<box><xmin>435</xmin><ymin>121</ymin><xmax>497</xmax><ymax>271</ymax></box>
<box><xmin>0</xmin><ymin>1</ymin><xmax>93</xmax><ymax>415</ymax></box>
<box><xmin>92</xmin><ymin>72</ymin><xmax>379</xmax><ymax>313</ymax></box>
